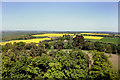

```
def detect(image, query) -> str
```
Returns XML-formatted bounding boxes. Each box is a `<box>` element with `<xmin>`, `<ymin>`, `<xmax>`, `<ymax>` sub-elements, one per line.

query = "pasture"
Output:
<box><xmin>99</xmin><ymin>37</ymin><xmax>119</xmax><ymax>45</ymax></box>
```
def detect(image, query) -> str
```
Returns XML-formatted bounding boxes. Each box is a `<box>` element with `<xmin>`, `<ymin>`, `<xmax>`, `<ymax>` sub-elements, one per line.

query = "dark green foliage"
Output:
<box><xmin>58</xmin><ymin>34</ymin><xmax>72</xmax><ymax>41</ymax></box>
<box><xmin>2</xmin><ymin>43</ymin><xmax>91</xmax><ymax>79</ymax></box>
<box><xmin>72</xmin><ymin>35</ymin><xmax>85</xmax><ymax>49</ymax></box>
<box><xmin>24</xmin><ymin>43</ymin><xmax>37</xmax><ymax>50</ymax></box>
<box><xmin>52</xmin><ymin>41</ymin><xmax>64</xmax><ymax>50</ymax></box>
<box><xmin>63</xmin><ymin>34</ymin><xmax>71</xmax><ymax>40</ymax></box>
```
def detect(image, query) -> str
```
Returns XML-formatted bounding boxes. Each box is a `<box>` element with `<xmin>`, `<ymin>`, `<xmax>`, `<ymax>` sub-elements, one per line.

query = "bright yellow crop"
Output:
<box><xmin>73</xmin><ymin>35</ymin><xmax>103</xmax><ymax>39</ymax></box>
<box><xmin>83</xmin><ymin>36</ymin><xmax>103</xmax><ymax>39</ymax></box>
<box><xmin>32</xmin><ymin>33</ymin><xmax>74</xmax><ymax>37</ymax></box>
<box><xmin>0</xmin><ymin>33</ymin><xmax>74</xmax><ymax>45</ymax></box>
<box><xmin>0</xmin><ymin>38</ymin><xmax>51</xmax><ymax>45</ymax></box>
<box><xmin>80</xmin><ymin>33</ymin><xmax>109</xmax><ymax>35</ymax></box>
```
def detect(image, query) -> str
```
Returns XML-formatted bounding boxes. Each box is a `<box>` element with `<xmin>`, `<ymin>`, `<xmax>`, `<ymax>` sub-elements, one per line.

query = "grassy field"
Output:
<box><xmin>85</xmin><ymin>37</ymin><xmax>119</xmax><ymax>45</ymax></box>
<box><xmin>35</xmin><ymin>36</ymin><xmax>48</xmax><ymax>38</ymax></box>
<box><xmin>85</xmin><ymin>39</ymin><xmax>100</xmax><ymax>42</ymax></box>
<box><xmin>2</xmin><ymin>31</ymin><xmax>44</xmax><ymax>37</ymax></box>
<box><xmin>99</xmin><ymin>37</ymin><xmax>119</xmax><ymax>45</ymax></box>
<box><xmin>105</xmin><ymin>53</ymin><xmax>120</xmax><ymax>72</ymax></box>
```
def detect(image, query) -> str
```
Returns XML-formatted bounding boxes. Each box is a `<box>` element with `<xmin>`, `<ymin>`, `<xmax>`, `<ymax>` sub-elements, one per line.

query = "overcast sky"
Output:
<box><xmin>2</xmin><ymin>2</ymin><xmax>118</xmax><ymax>32</ymax></box>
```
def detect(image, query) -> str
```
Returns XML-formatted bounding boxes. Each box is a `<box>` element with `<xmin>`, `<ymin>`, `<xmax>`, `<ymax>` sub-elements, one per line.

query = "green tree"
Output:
<box><xmin>72</xmin><ymin>35</ymin><xmax>85</xmax><ymax>49</ymax></box>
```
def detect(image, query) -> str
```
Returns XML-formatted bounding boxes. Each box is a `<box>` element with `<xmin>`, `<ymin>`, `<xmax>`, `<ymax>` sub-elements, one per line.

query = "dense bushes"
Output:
<box><xmin>1</xmin><ymin>35</ymin><xmax>119</xmax><ymax>79</ymax></box>
<box><xmin>2</xmin><ymin>41</ymin><xmax>117</xmax><ymax>79</ymax></box>
<box><xmin>2</xmin><ymin>44</ymin><xmax>90</xmax><ymax>79</ymax></box>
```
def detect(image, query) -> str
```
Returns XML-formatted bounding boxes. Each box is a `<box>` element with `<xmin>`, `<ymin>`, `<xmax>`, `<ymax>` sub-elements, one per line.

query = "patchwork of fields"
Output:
<box><xmin>0</xmin><ymin>33</ymin><xmax>119</xmax><ymax>45</ymax></box>
<box><xmin>32</xmin><ymin>33</ymin><xmax>74</xmax><ymax>37</ymax></box>
<box><xmin>0</xmin><ymin>38</ymin><xmax>51</xmax><ymax>45</ymax></box>
<box><xmin>1</xmin><ymin>32</ymin><xmax>120</xmax><ymax>79</ymax></box>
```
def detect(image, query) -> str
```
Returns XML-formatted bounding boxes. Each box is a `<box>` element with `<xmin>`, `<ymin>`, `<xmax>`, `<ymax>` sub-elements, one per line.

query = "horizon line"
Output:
<box><xmin>2</xmin><ymin>30</ymin><xmax>119</xmax><ymax>33</ymax></box>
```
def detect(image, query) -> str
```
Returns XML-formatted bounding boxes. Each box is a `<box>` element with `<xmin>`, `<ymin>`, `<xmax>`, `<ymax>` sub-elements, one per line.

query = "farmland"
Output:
<box><xmin>1</xmin><ymin>32</ymin><xmax>119</xmax><ymax>45</ymax></box>
<box><xmin>2</xmin><ymin>1</ymin><xmax>118</xmax><ymax>79</ymax></box>
<box><xmin>1</xmin><ymin>31</ymin><xmax>120</xmax><ymax>79</ymax></box>
<box><xmin>80</xmin><ymin>33</ymin><xmax>109</xmax><ymax>35</ymax></box>
<box><xmin>0</xmin><ymin>38</ymin><xmax>51</xmax><ymax>45</ymax></box>
<box><xmin>99</xmin><ymin>37</ymin><xmax>119</xmax><ymax>45</ymax></box>
<box><xmin>32</xmin><ymin>33</ymin><xmax>74</xmax><ymax>37</ymax></box>
<box><xmin>0</xmin><ymin>34</ymin><xmax>105</xmax><ymax>45</ymax></box>
<box><xmin>85</xmin><ymin>37</ymin><xmax>119</xmax><ymax>45</ymax></box>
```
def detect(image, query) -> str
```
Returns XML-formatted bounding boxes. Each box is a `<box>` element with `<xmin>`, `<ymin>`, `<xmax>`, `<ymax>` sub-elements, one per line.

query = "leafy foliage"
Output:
<box><xmin>1</xmin><ymin>34</ymin><xmax>119</xmax><ymax>79</ymax></box>
<box><xmin>89</xmin><ymin>50</ymin><xmax>118</xmax><ymax>80</ymax></box>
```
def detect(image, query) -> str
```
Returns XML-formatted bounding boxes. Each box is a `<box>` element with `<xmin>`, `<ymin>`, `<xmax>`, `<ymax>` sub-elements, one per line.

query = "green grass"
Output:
<box><xmin>85</xmin><ymin>39</ymin><xmax>100</xmax><ymax>42</ymax></box>
<box><xmin>85</xmin><ymin>37</ymin><xmax>119</xmax><ymax>45</ymax></box>
<box><xmin>35</xmin><ymin>36</ymin><xmax>48</xmax><ymax>38</ymax></box>
<box><xmin>99</xmin><ymin>37</ymin><xmax>119</xmax><ymax>45</ymax></box>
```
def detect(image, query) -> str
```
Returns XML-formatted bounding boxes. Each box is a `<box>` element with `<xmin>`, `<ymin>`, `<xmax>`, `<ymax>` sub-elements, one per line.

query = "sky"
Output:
<box><xmin>2</xmin><ymin>2</ymin><xmax>118</xmax><ymax>32</ymax></box>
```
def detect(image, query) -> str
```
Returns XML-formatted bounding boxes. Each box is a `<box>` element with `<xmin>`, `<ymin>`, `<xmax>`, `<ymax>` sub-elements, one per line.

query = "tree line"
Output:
<box><xmin>44</xmin><ymin>35</ymin><xmax>120</xmax><ymax>54</ymax></box>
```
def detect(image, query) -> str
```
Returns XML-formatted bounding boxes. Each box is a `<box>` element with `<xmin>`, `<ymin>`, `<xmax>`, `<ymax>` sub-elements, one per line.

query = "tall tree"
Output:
<box><xmin>72</xmin><ymin>35</ymin><xmax>85</xmax><ymax>49</ymax></box>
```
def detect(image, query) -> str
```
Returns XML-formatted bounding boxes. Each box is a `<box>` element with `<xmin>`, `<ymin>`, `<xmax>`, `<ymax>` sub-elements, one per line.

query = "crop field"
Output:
<box><xmin>84</xmin><ymin>39</ymin><xmax>100</xmax><ymax>42</ymax></box>
<box><xmin>0</xmin><ymin>38</ymin><xmax>51</xmax><ymax>45</ymax></box>
<box><xmin>84</xmin><ymin>37</ymin><xmax>119</xmax><ymax>45</ymax></box>
<box><xmin>83</xmin><ymin>36</ymin><xmax>103</xmax><ymax>39</ymax></box>
<box><xmin>80</xmin><ymin>33</ymin><xmax>109</xmax><ymax>35</ymax></box>
<box><xmin>99</xmin><ymin>37</ymin><xmax>119</xmax><ymax>45</ymax></box>
<box><xmin>32</xmin><ymin>33</ymin><xmax>74</xmax><ymax>37</ymax></box>
<box><xmin>1</xmin><ymin>34</ymin><xmax>104</xmax><ymax>45</ymax></box>
<box><xmin>1</xmin><ymin>33</ymin><xmax>119</xmax><ymax>45</ymax></box>
<box><xmin>73</xmin><ymin>35</ymin><xmax>103</xmax><ymax>40</ymax></box>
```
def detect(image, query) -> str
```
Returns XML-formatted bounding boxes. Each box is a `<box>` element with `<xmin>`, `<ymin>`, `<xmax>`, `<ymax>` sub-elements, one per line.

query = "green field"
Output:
<box><xmin>85</xmin><ymin>37</ymin><xmax>119</xmax><ymax>45</ymax></box>
<box><xmin>99</xmin><ymin>37</ymin><xmax>119</xmax><ymax>45</ymax></box>
<box><xmin>35</xmin><ymin>36</ymin><xmax>48</xmax><ymax>38</ymax></box>
<box><xmin>85</xmin><ymin>39</ymin><xmax>100</xmax><ymax>42</ymax></box>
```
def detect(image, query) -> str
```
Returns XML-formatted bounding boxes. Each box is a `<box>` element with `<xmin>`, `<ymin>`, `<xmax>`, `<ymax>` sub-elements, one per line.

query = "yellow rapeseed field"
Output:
<box><xmin>83</xmin><ymin>36</ymin><xmax>103</xmax><ymax>39</ymax></box>
<box><xmin>0</xmin><ymin>33</ymin><xmax>74</xmax><ymax>45</ymax></box>
<box><xmin>32</xmin><ymin>33</ymin><xmax>74</xmax><ymax>37</ymax></box>
<box><xmin>80</xmin><ymin>33</ymin><xmax>109</xmax><ymax>35</ymax></box>
<box><xmin>0</xmin><ymin>33</ymin><xmax>103</xmax><ymax>45</ymax></box>
<box><xmin>73</xmin><ymin>35</ymin><xmax>103</xmax><ymax>39</ymax></box>
<box><xmin>0</xmin><ymin>38</ymin><xmax>51</xmax><ymax>45</ymax></box>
